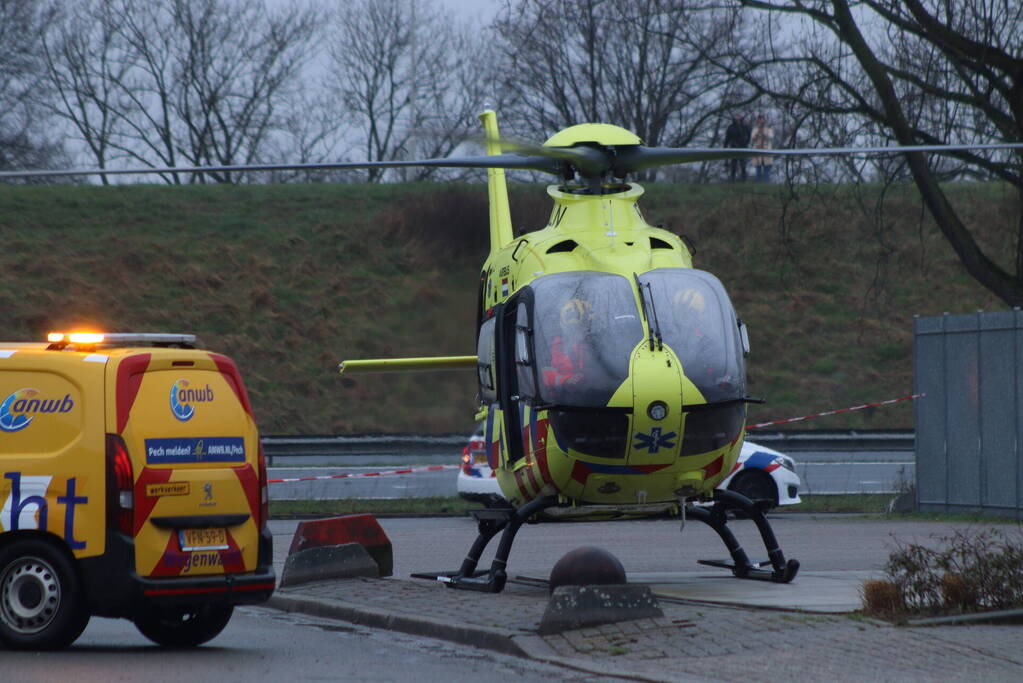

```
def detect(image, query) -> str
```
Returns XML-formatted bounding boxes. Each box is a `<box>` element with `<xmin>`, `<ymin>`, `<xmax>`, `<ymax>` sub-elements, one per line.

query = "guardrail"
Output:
<box><xmin>261</xmin><ymin>429</ymin><xmax>914</xmax><ymax>463</ymax></box>
<box><xmin>747</xmin><ymin>429</ymin><xmax>914</xmax><ymax>452</ymax></box>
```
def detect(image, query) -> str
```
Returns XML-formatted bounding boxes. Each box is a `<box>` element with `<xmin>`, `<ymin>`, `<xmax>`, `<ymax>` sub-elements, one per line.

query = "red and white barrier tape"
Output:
<box><xmin>268</xmin><ymin>464</ymin><xmax>458</xmax><ymax>484</ymax></box>
<box><xmin>747</xmin><ymin>393</ymin><xmax>923</xmax><ymax>430</ymax></box>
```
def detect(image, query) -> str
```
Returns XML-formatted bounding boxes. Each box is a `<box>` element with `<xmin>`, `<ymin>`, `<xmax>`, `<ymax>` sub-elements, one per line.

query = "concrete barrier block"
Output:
<box><xmin>538</xmin><ymin>584</ymin><xmax>664</xmax><ymax>635</ymax></box>
<box><xmin>280</xmin><ymin>543</ymin><xmax>380</xmax><ymax>587</ymax></box>
<box><xmin>288</xmin><ymin>514</ymin><xmax>393</xmax><ymax>577</ymax></box>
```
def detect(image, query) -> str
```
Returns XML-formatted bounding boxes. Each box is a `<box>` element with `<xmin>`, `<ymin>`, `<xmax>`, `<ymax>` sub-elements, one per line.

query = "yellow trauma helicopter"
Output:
<box><xmin>4</xmin><ymin>111</ymin><xmax>1021</xmax><ymax>593</ymax></box>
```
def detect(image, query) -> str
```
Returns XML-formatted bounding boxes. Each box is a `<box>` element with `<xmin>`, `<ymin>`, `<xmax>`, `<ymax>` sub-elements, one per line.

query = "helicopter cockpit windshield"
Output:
<box><xmin>525</xmin><ymin>272</ymin><xmax>644</xmax><ymax>408</ymax></box>
<box><xmin>636</xmin><ymin>268</ymin><xmax>746</xmax><ymax>403</ymax></box>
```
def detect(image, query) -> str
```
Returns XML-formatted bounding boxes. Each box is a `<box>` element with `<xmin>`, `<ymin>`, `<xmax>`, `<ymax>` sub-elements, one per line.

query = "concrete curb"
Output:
<box><xmin>268</xmin><ymin>592</ymin><xmax>526</xmax><ymax>656</ymax></box>
<box><xmin>267</xmin><ymin>591</ymin><xmax>688</xmax><ymax>683</ymax></box>
<box><xmin>906</xmin><ymin>607</ymin><xmax>1023</xmax><ymax>627</ymax></box>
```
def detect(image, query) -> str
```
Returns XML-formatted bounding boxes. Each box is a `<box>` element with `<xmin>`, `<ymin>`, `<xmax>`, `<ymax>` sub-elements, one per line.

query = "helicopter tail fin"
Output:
<box><xmin>478</xmin><ymin>110</ymin><xmax>514</xmax><ymax>254</ymax></box>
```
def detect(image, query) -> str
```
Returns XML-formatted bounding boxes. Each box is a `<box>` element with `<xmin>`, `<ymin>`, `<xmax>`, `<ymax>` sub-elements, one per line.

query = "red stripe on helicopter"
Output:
<box><xmin>534</xmin><ymin>419</ymin><xmax>553</xmax><ymax>485</ymax></box>
<box><xmin>524</xmin><ymin>464</ymin><xmax>540</xmax><ymax>493</ymax></box>
<box><xmin>702</xmin><ymin>455</ymin><xmax>724</xmax><ymax>479</ymax></box>
<box><xmin>569</xmin><ymin>461</ymin><xmax>670</xmax><ymax>484</ymax></box>
<box><xmin>513</xmin><ymin>469</ymin><xmax>530</xmax><ymax>498</ymax></box>
<box><xmin>570</xmin><ymin>461</ymin><xmax>590</xmax><ymax>484</ymax></box>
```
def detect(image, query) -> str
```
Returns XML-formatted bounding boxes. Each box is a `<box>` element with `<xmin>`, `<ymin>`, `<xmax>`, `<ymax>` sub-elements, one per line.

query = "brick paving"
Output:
<box><xmin>271</xmin><ymin>575</ymin><xmax>1023</xmax><ymax>682</ymax></box>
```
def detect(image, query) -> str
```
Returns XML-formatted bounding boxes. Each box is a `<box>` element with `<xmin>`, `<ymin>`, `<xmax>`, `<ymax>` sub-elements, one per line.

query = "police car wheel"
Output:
<box><xmin>0</xmin><ymin>539</ymin><xmax>90</xmax><ymax>650</ymax></box>
<box><xmin>728</xmin><ymin>470</ymin><xmax>778</xmax><ymax>513</ymax></box>
<box><xmin>134</xmin><ymin>604</ymin><xmax>233</xmax><ymax>647</ymax></box>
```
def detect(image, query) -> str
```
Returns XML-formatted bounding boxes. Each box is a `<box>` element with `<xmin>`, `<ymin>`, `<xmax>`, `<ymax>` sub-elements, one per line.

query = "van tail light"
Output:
<box><xmin>257</xmin><ymin>442</ymin><xmax>269</xmax><ymax>532</ymax></box>
<box><xmin>461</xmin><ymin>445</ymin><xmax>473</xmax><ymax>475</ymax></box>
<box><xmin>106</xmin><ymin>434</ymin><xmax>134</xmax><ymax>535</ymax></box>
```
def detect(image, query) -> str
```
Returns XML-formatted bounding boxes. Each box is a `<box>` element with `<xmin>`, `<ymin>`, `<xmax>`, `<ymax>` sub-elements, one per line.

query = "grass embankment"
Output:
<box><xmin>2</xmin><ymin>180</ymin><xmax>1015</xmax><ymax>433</ymax></box>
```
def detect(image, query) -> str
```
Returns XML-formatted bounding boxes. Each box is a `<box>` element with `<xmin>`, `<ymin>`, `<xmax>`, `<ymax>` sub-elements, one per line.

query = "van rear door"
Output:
<box><xmin>108</xmin><ymin>351</ymin><xmax>262</xmax><ymax>579</ymax></box>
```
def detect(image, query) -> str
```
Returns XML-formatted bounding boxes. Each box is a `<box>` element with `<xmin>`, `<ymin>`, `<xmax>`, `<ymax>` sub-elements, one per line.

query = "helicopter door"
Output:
<box><xmin>494</xmin><ymin>299</ymin><xmax>527</xmax><ymax>464</ymax></box>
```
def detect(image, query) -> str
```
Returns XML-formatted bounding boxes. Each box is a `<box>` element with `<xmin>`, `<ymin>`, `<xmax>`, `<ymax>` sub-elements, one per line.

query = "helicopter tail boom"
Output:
<box><xmin>338</xmin><ymin>355</ymin><xmax>477</xmax><ymax>374</ymax></box>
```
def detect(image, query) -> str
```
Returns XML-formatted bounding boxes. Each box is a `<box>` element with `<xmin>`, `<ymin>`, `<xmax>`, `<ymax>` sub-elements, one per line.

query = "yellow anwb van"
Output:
<box><xmin>0</xmin><ymin>333</ymin><xmax>274</xmax><ymax>649</ymax></box>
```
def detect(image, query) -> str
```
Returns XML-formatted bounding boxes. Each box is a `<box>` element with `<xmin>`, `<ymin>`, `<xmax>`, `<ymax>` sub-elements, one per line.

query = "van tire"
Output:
<box><xmin>0</xmin><ymin>539</ymin><xmax>90</xmax><ymax>650</ymax></box>
<box><xmin>134</xmin><ymin>604</ymin><xmax>233</xmax><ymax>647</ymax></box>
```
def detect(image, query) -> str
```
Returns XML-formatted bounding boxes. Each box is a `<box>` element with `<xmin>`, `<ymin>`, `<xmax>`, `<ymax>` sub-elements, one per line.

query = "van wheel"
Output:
<box><xmin>0</xmin><ymin>539</ymin><xmax>90</xmax><ymax>650</ymax></box>
<box><xmin>134</xmin><ymin>604</ymin><xmax>233</xmax><ymax>647</ymax></box>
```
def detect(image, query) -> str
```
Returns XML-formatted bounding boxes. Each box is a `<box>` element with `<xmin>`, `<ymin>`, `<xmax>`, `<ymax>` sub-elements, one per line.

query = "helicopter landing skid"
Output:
<box><xmin>688</xmin><ymin>489</ymin><xmax>800</xmax><ymax>583</ymax></box>
<box><xmin>411</xmin><ymin>496</ymin><xmax>559</xmax><ymax>593</ymax></box>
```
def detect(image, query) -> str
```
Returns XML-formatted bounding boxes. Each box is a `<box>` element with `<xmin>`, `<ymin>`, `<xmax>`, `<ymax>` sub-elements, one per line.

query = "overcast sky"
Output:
<box><xmin>437</xmin><ymin>0</ymin><xmax>502</xmax><ymax>22</ymax></box>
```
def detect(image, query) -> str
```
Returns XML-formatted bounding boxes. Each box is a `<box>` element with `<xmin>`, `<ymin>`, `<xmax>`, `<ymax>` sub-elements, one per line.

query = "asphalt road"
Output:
<box><xmin>3</xmin><ymin>606</ymin><xmax>613</xmax><ymax>682</ymax></box>
<box><xmin>268</xmin><ymin>514</ymin><xmax>990</xmax><ymax>585</ymax></box>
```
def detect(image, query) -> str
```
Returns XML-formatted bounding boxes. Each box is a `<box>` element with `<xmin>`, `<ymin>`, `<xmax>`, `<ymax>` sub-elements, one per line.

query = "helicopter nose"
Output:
<box><xmin>626</xmin><ymin>344</ymin><xmax>686</xmax><ymax>465</ymax></box>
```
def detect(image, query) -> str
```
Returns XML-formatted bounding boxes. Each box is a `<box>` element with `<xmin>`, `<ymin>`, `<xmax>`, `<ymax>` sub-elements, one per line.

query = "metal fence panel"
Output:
<box><xmin>914</xmin><ymin>316</ymin><xmax>948</xmax><ymax>508</ymax></box>
<box><xmin>914</xmin><ymin>311</ymin><xmax>1023</xmax><ymax>519</ymax></box>
<box><xmin>980</xmin><ymin>314</ymin><xmax>1017</xmax><ymax>510</ymax></box>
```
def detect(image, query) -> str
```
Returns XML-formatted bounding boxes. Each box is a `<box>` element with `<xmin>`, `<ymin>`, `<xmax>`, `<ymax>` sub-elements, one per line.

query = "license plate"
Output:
<box><xmin>179</xmin><ymin>528</ymin><xmax>228</xmax><ymax>551</ymax></box>
<box><xmin>472</xmin><ymin>454</ymin><xmax>488</xmax><ymax>465</ymax></box>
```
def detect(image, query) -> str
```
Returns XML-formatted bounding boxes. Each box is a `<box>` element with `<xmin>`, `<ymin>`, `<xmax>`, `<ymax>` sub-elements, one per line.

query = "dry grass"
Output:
<box><xmin>862</xmin><ymin>579</ymin><xmax>904</xmax><ymax>616</ymax></box>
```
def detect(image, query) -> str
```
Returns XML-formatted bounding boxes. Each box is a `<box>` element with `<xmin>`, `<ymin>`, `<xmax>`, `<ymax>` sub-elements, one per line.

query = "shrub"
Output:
<box><xmin>867</xmin><ymin>528</ymin><xmax>1023</xmax><ymax>616</ymax></box>
<box><xmin>861</xmin><ymin>579</ymin><xmax>903</xmax><ymax>615</ymax></box>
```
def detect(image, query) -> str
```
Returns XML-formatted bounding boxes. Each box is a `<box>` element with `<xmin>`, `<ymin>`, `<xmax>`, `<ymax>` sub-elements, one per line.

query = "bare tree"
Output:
<box><xmin>326</xmin><ymin>0</ymin><xmax>488</xmax><ymax>182</ymax></box>
<box><xmin>0</xmin><ymin>0</ymin><xmax>64</xmax><ymax>175</ymax></box>
<box><xmin>41</xmin><ymin>0</ymin><xmax>319</xmax><ymax>184</ymax></box>
<box><xmin>729</xmin><ymin>0</ymin><xmax>1023</xmax><ymax>305</ymax></box>
<box><xmin>490</xmin><ymin>0</ymin><xmax>752</xmax><ymax>169</ymax></box>
<box><xmin>41</xmin><ymin>0</ymin><xmax>131</xmax><ymax>184</ymax></box>
<box><xmin>263</xmin><ymin>90</ymin><xmax>352</xmax><ymax>183</ymax></box>
<box><xmin>167</xmin><ymin>0</ymin><xmax>320</xmax><ymax>181</ymax></box>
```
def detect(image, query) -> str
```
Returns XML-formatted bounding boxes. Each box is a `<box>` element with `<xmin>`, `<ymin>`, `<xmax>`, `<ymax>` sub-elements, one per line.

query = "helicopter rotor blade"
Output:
<box><xmin>476</xmin><ymin>135</ymin><xmax>613</xmax><ymax>177</ymax></box>
<box><xmin>0</xmin><ymin>153</ymin><xmax>565</xmax><ymax>180</ymax></box>
<box><xmin>614</xmin><ymin>142</ymin><xmax>1023</xmax><ymax>175</ymax></box>
<box><xmin>4</xmin><ymin>141</ymin><xmax>1021</xmax><ymax>182</ymax></box>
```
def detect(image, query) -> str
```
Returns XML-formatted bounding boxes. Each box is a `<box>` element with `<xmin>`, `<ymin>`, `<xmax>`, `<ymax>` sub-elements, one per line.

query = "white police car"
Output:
<box><xmin>718</xmin><ymin>441</ymin><xmax>802</xmax><ymax>509</ymax></box>
<box><xmin>455</xmin><ymin>423</ymin><xmax>506</xmax><ymax>507</ymax></box>
<box><xmin>456</xmin><ymin>425</ymin><xmax>801</xmax><ymax>510</ymax></box>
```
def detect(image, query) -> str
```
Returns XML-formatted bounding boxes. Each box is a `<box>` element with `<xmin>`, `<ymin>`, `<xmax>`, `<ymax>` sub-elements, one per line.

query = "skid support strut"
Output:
<box><xmin>688</xmin><ymin>489</ymin><xmax>799</xmax><ymax>583</ymax></box>
<box><xmin>412</xmin><ymin>496</ymin><xmax>558</xmax><ymax>593</ymax></box>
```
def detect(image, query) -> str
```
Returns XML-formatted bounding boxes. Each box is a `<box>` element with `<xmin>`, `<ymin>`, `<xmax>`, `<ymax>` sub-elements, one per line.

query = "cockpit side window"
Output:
<box><xmin>514</xmin><ymin>302</ymin><xmax>536</xmax><ymax>400</ymax></box>
<box><xmin>530</xmin><ymin>272</ymin><xmax>643</xmax><ymax>407</ymax></box>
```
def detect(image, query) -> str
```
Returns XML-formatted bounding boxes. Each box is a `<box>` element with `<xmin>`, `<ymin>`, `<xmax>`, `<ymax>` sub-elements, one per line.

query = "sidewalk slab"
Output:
<box><xmin>266</xmin><ymin>573</ymin><xmax>1023</xmax><ymax>682</ymax></box>
<box><xmin>643</xmin><ymin>570</ymin><xmax>878</xmax><ymax>612</ymax></box>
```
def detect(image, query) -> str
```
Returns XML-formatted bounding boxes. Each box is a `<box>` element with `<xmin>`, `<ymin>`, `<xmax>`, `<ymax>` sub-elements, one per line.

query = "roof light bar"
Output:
<box><xmin>47</xmin><ymin>332</ymin><xmax>197</xmax><ymax>347</ymax></box>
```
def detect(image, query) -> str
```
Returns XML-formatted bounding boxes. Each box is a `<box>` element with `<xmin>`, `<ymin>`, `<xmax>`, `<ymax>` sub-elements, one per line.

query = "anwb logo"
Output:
<box><xmin>170</xmin><ymin>379</ymin><xmax>214</xmax><ymax>422</ymax></box>
<box><xmin>0</xmin><ymin>388</ymin><xmax>75</xmax><ymax>433</ymax></box>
